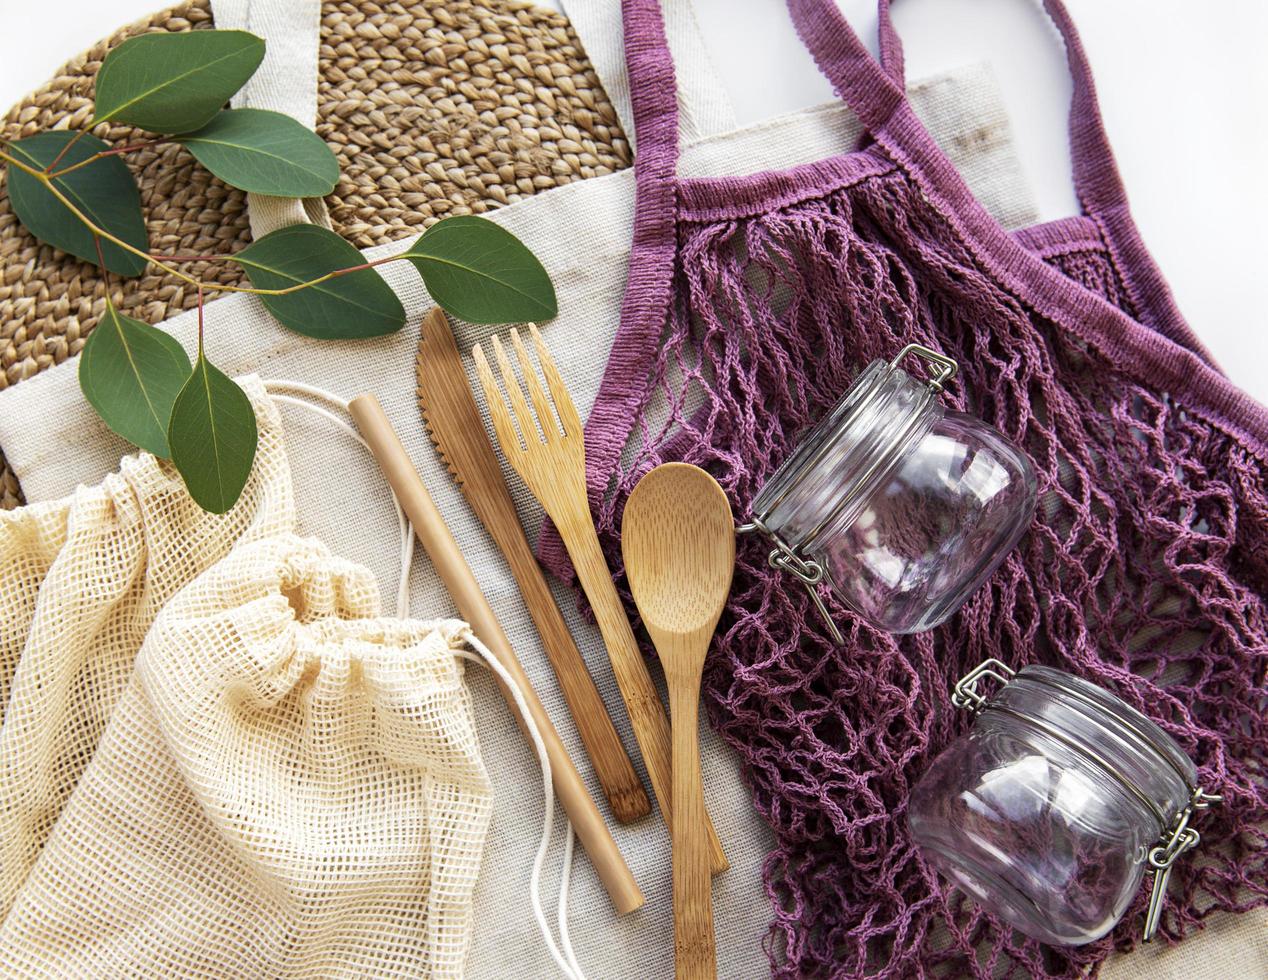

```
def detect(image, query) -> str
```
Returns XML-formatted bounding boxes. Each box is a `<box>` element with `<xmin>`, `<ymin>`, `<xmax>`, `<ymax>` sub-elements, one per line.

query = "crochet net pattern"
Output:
<box><xmin>574</xmin><ymin>165</ymin><xmax>1268</xmax><ymax>977</ymax></box>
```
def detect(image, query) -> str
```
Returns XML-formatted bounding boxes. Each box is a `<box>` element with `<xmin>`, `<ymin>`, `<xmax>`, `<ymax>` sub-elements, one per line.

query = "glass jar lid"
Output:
<box><xmin>751</xmin><ymin>344</ymin><xmax>958</xmax><ymax>552</ymax></box>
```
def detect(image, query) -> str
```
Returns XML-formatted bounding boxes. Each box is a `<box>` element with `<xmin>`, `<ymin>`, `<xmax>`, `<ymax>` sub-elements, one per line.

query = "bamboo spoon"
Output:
<box><xmin>622</xmin><ymin>463</ymin><xmax>735</xmax><ymax>980</ymax></box>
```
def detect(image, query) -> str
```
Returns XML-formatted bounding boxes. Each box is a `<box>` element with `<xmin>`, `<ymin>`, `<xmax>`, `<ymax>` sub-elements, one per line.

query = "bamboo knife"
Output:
<box><xmin>416</xmin><ymin>307</ymin><xmax>651</xmax><ymax>824</ymax></box>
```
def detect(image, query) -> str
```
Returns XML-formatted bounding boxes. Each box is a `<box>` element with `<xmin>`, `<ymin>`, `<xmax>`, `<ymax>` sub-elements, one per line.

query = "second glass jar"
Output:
<box><xmin>907</xmin><ymin>659</ymin><xmax>1218</xmax><ymax>946</ymax></box>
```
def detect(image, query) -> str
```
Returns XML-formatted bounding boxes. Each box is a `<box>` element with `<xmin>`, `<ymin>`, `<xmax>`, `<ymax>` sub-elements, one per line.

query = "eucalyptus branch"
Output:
<box><xmin>3</xmin><ymin>26</ymin><xmax>557</xmax><ymax>515</ymax></box>
<box><xmin>0</xmin><ymin>144</ymin><xmax>402</xmax><ymax>296</ymax></box>
<box><xmin>2</xmin><ymin>144</ymin><xmax>201</xmax><ymax>288</ymax></box>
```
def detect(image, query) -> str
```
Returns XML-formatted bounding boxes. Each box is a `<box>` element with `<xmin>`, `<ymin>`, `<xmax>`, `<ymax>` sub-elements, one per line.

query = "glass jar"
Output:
<box><xmin>908</xmin><ymin>659</ymin><xmax>1220</xmax><ymax>946</ymax></box>
<box><xmin>743</xmin><ymin>344</ymin><xmax>1037</xmax><ymax>637</ymax></box>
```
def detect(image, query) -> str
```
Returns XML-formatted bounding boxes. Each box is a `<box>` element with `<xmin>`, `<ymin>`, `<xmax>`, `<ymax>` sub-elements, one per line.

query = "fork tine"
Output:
<box><xmin>472</xmin><ymin>343</ymin><xmax>524</xmax><ymax>454</ymax></box>
<box><xmin>511</xmin><ymin>327</ymin><xmax>560</xmax><ymax>443</ymax></box>
<box><xmin>491</xmin><ymin>333</ymin><xmax>543</xmax><ymax>447</ymax></box>
<box><xmin>530</xmin><ymin>323</ymin><xmax>583</xmax><ymax>441</ymax></box>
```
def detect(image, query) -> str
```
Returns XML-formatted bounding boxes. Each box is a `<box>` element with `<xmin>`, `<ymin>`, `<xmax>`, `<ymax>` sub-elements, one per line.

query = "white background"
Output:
<box><xmin>2</xmin><ymin>0</ymin><xmax>1266</xmax><ymax>404</ymax></box>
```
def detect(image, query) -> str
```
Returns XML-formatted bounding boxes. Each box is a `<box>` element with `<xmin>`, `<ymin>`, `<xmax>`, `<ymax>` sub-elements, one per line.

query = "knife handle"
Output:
<box><xmin>495</xmin><ymin>524</ymin><xmax>652</xmax><ymax>824</ymax></box>
<box><xmin>416</xmin><ymin>305</ymin><xmax>650</xmax><ymax>824</ymax></box>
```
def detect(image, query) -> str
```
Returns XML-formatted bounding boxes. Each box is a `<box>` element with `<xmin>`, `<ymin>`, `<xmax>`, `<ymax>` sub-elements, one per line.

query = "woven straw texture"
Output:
<box><xmin>0</xmin><ymin>0</ymin><xmax>629</xmax><ymax>510</ymax></box>
<box><xmin>0</xmin><ymin>531</ymin><xmax>492</xmax><ymax>978</ymax></box>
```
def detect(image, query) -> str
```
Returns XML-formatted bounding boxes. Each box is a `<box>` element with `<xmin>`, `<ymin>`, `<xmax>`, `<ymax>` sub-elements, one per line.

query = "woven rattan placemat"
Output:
<box><xmin>0</xmin><ymin>0</ymin><xmax>629</xmax><ymax>509</ymax></box>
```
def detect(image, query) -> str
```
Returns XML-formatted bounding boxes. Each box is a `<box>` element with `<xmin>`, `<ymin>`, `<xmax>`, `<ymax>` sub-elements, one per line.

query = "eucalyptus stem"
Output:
<box><xmin>0</xmin><ymin>144</ymin><xmax>406</xmax><ymax>298</ymax></box>
<box><xmin>92</xmin><ymin>234</ymin><xmax>109</xmax><ymax>282</ymax></box>
<box><xmin>45</xmin><ymin>139</ymin><xmax>168</xmax><ymax>180</ymax></box>
<box><xmin>197</xmin><ymin>285</ymin><xmax>205</xmax><ymax>355</ymax></box>
<box><xmin>42</xmin><ymin>128</ymin><xmax>88</xmax><ymax>173</ymax></box>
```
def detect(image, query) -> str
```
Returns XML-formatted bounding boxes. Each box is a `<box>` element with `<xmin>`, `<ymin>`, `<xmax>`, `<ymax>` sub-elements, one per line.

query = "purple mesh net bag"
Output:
<box><xmin>541</xmin><ymin>0</ymin><xmax>1267</xmax><ymax>976</ymax></box>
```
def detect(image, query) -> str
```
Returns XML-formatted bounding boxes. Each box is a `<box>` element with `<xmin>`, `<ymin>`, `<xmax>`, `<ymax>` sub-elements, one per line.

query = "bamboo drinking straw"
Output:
<box><xmin>350</xmin><ymin>393</ymin><xmax>644</xmax><ymax>915</ymax></box>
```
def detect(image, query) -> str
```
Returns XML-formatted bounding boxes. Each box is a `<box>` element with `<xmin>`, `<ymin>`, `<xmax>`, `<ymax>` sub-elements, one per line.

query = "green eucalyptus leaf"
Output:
<box><xmin>176</xmin><ymin>108</ymin><xmax>339</xmax><ymax>196</ymax></box>
<box><xmin>403</xmin><ymin>215</ymin><xmax>556</xmax><ymax>324</ymax></box>
<box><xmin>169</xmin><ymin>355</ymin><xmax>257</xmax><ymax>514</ymax></box>
<box><xmin>79</xmin><ymin>301</ymin><xmax>192</xmax><ymax>457</ymax></box>
<box><xmin>93</xmin><ymin>29</ymin><xmax>265</xmax><ymax>134</ymax></box>
<box><xmin>235</xmin><ymin>224</ymin><xmax>405</xmax><ymax>339</ymax></box>
<box><xmin>4</xmin><ymin>131</ymin><xmax>149</xmax><ymax>276</ymax></box>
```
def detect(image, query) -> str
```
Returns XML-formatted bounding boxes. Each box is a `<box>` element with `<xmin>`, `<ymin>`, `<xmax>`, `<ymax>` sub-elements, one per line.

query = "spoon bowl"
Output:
<box><xmin>624</xmin><ymin>463</ymin><xmax>736</xmax><ymax>642</ymax></box>
<box><xmin>622</xmin><ymin>462</ymin><xmax>735</xmax><ymax>979</ymax></box>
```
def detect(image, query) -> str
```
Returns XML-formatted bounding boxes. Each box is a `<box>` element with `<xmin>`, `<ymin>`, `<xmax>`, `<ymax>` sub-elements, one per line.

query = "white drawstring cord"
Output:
<box><xmin>264</xmin><ymin>381</ymin><xmax>416</xmax><ymax>619</ymax></box>
<box><xmin>263</xmin><ymin>379</ymin><xmax>584</xmax><ymax>978</ymax></box>
<box><xmin>557</xmin><ymin>825</ymin><xmax>583</xmax><ymax>978</ymax></box>
<box><xmin>458</xmin><ymin>635</ymin><xmax>585</xmax><ymax>980</ymax></box>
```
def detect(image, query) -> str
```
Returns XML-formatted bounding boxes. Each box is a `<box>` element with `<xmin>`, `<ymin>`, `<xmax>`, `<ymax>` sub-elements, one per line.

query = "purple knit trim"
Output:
<box><xmin>1011</xmin><ymin>215</ymin><xmax>1106</xmax><ymax>259</ymax></box>
<box><xmin>677</xmin><ymin>151</ymin><xmax>894</xmax><ymax>222</ymax></box>
<box><xmin>575</xmin><ymin>0</ymin><xmax>683</xmax><ymax>525</ymax></box>
<box><xmin>545</xmin><ymin>1</ymin><xmax>1268</xmax><ymax>976</ymax></box>
<box><xmin>870</xmin><ymin>103</ymin><xmax>1263</xmax><ymax>446</ymax></box>
<box><xmin>879</xmin><ymin>0</ymin><xmax>1216</xmax><ymax>366</ymax></box>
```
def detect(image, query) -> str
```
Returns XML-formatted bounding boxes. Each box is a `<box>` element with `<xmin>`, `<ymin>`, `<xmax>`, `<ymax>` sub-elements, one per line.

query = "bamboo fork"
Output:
<box><xmin>473</xmin><ymin>325</ymin><xmax>728</xmax><ymax>874</ymax></box>
<box><xmin>417</xmin><ymin>307</ymin><xmax>650</xmax><ymax>824</ymax></box>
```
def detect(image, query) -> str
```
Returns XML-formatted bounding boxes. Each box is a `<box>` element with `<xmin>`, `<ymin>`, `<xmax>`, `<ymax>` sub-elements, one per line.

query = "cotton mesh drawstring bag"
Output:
<box><xmin>0</xmin><ymin>376</ymin><xmax>294</xmax><ymax>920</ymax></box>
<box><xmin>0</xmin><ymin>380</ymin><xmax>590</xmax><ymax>979</ymax></box>
<box><xmin>0</xmin><ymin>532</ymin><xmax>496</xmax><ymax>978</ymax></box>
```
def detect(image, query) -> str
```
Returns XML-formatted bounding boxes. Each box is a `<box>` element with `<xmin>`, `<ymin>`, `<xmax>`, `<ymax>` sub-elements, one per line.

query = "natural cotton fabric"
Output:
<box><xmin>0</xmin><ymin>533</ymin><xmax>492</xmax><ymax>978</ymax></box>
<box><xmin>0</xmin><ymin>377</ymin><xmax>294</xmax><ymax>921</ymax></box>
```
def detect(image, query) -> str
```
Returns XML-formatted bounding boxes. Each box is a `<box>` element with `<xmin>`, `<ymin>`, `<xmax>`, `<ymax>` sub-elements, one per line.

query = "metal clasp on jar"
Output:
<box><xmin>738</xmin><ymin>344</ymin><xmax>958</xmax><ymax>644</ymax></box>
<box><xmin>1142</xmin><ymin>786</ymin><xmax>1221</xmax><ymax>941</ymax></box>
<box><xmin>950</xmin><ymin>658</ymin><xmax>1223</xmax><ymax>942</ymax></box>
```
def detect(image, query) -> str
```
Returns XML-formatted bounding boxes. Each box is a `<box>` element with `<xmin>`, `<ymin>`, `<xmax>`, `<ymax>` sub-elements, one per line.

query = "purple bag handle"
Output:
<box><xmin>622</xmin><ymin>0</ymin><xmax>1129</xmax><ymax>216</ymax></box>
<box><xmin>872</xmin><ymin>0</ymin><xmax>1129</xmax><ymax>214</ymax></box>
<box><xmin>619</xmin><ymin>0</ymin><xmax>906</xmax><ymax>176</ymax></box>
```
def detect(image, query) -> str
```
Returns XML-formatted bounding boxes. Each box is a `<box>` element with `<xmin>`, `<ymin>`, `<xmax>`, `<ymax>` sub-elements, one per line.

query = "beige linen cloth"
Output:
<box><xmin>0</xmin><ymin>0</ymin><xmax>1261</xmax><ymax>974</ymax></box>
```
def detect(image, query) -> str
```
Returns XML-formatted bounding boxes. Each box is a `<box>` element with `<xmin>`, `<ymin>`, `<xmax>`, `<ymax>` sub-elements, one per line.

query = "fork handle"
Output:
<box><xmin>494</xmin><ymin>521</ymin><xmax>652</xmax><ymax>824</ymax></box>
<box><xmin>555</xmin><ymin>501</ymin><xmax>729</xmax><ymax>875</ymax></box>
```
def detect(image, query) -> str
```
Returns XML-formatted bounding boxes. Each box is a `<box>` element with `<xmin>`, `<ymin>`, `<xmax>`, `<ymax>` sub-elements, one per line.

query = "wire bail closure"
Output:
<box><xmin>951</xmin><ymin>658</ymin><xmax>1222</xmax><ymax>942</ymax></box>
<box><xmin>894</xmin><ymin>342</ymin><xmax>957</xmax><ymax>394</ymax></box>
<box><xmin>739</xmin><ymin>344</ymin><xmax>958</xmax><ymax>645</ymax></box>
<box><xmin>736</xmin><ymin>517</ymin><xmax>845</xmax><ymax>644</ymax></box>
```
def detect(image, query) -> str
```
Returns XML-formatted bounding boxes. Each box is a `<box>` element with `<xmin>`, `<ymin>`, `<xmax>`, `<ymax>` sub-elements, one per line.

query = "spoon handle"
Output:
<box><xmin>669</xmin><ymin>656</ymin><xmax>716</xmax><ymax>980</ymax></box>
<box><xmin>558</xmin><ymin>503</ymin><xmax>728</xmax><ymax>873</ymax></box>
